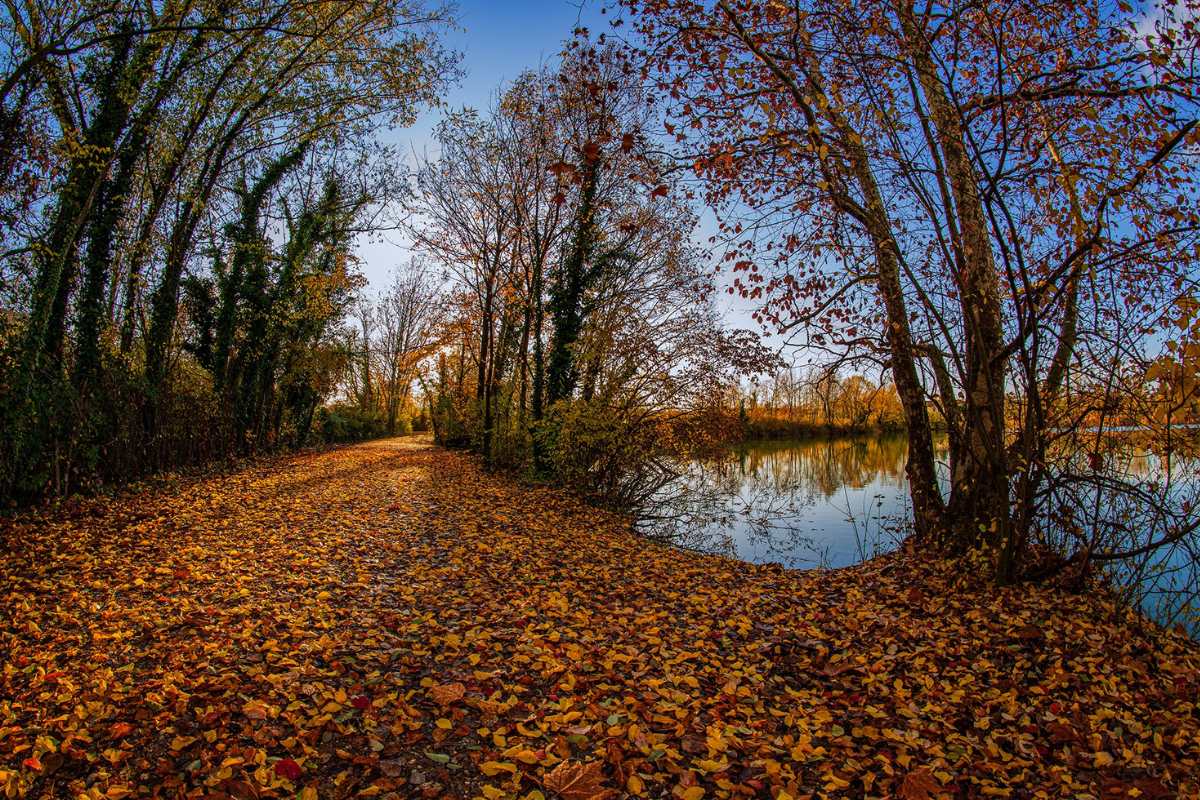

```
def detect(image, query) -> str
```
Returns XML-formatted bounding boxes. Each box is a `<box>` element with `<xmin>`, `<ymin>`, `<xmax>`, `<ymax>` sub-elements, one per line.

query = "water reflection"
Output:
<box><xmin>647</xmin><ymin>433</ymin><xmax>1197</xmax><ymax>633</ymax></box>
<box><xmin>643</xmin><ymin>434</ymin><xmax>946</xmax><ymax>569</ymax></box>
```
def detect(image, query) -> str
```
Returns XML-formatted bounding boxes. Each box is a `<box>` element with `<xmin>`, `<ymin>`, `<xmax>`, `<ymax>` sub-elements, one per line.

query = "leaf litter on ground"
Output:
<box><xmin>0</xmin><ymin>437</ymin><xmax>1197</xmax><ymax>799</ymax></box>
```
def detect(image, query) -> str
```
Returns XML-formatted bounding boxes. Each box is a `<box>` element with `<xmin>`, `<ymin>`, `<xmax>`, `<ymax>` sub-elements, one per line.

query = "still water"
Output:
<box><xmin>647</xmin><ymin>434</ymin><xmax>947</xmax><ymax>569</ymax></box>
<box><xmin>648</xmin><ymin>434</ymin><xmax>1197</xmax><ymax>633</ymax></box>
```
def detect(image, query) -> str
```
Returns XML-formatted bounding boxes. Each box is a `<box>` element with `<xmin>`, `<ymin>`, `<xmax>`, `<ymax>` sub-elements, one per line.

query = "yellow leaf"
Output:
<box><xmin>627</xmin><ymin>774</ymin><xmax>644</xmax><ymax>795</ymax></box>
<box><xmin>480</xmin><ymin>761</ymin><xmax>517</xmax><ymax>777</ymax></box>
<box><xmin>513</xmin><ymin>749</ymin><xmax>540</xmax><ymax>765</ymax></box>
<box><xmin>436</xmin><ymin>718</ymin><xmax>452</xmax><ymax>730</ymax></box>
<box><xmin>169</xmin><ymin>735</ymin><xmax>195</xmax><ymax>752</ymax></box>
<box><xmin>482</xmin><ymin>787</ymin><xmax>506</xmax><ymax>800</ymax></box>
<box><xmin>1093</xmin><ymin>751</ymin><xmax>1114</xmax><ymax>768</ymax></box>
<box><xmin>680</xmin><ymin>787</ymin><xmax>705</xmax><ymax>800</ymax></box>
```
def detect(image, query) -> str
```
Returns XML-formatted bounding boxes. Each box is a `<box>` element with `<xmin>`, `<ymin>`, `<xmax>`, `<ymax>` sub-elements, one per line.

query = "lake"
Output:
<box><xmin>643</xmin><ymin>434</ymin><xmax>946</xmax><ymax>569</ymax></box>
<box><xmin>646</xmin><ymin>434</ymin><xmax>1198</xmax><ymax>633</ymax></box>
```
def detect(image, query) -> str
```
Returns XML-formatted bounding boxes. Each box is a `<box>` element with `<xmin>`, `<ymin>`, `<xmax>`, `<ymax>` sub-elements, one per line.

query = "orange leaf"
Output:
<box><xmin>429</xmin><ymin>681</ymin><xmax>466</xmax><ymax>706</ymax></box>
<box><xmin>899</xmin><ymin>768</ymin><xmax>942</xmax><ymax>800</ymax></box>
<box><xmin>543</xmin><ymin>760</ymin><xmax>609</xmax><ymax>800</ymax></box>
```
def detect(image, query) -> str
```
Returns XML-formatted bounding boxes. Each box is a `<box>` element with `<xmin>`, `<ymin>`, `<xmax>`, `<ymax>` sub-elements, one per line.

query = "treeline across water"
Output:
<box><xmin>736</xmin><ymin>368</ymin><xmax>908</xmax><ymax>439</ymax></box>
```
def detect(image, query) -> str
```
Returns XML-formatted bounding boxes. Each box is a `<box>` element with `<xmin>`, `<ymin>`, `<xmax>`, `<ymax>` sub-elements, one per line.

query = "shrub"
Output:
<box><xmin>532</xmin><ymin>400</ymin><xmax>673</xmax><ymax>511</ymax></box>
<box><xmin>316</xmin><ymin>404</ymin><xmax>387</xmax><ymax>444</ymax></box>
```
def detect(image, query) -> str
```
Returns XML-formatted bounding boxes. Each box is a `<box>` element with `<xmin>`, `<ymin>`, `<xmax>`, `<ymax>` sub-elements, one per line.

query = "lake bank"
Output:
<box><xmin>1</xmin><ymin>438</ymin><xmax>1197</xmax><ymax>797</ymax></box>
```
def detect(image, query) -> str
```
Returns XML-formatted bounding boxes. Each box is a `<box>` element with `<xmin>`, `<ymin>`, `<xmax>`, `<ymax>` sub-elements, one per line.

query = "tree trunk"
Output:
<box><xmin>899</xmin><ymin>4</ymin><xmax>1011</xmax><ymax>575</ymax></box>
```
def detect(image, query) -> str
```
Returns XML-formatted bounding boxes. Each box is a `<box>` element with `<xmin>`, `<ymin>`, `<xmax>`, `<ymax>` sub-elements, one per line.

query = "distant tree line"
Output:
<box><xmin>738</xmin><ymin>367</ymin><xmax>908</xmax><ymax>438</ymax></box>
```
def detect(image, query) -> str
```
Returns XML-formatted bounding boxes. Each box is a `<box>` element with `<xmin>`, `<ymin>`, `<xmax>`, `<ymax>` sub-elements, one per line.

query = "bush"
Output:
<box><xmin>431</xmin><ymin>393</ymin><xmax>473</xmax><ymax>448</ymax></box>
<box><xmin>532</xmin><ymin>400</ymin><xmax>673</xmax><ymax>510</ymax></box>
<box><xmin>393</xmin><ymin>414</ymin><xmax>413</xmax><ymax>436</ymax></box>
<box><xmin>316</xmin><ymin>404</ymin><xmax>387</xmax><ymax>444</ymax></box>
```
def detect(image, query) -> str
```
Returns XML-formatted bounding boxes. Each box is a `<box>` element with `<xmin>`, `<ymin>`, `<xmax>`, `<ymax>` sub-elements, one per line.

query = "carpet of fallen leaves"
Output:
<box><xmin>1</xmin><ymin>437</ymin><xmax>1199</xmax><ymax>800</ymax></box>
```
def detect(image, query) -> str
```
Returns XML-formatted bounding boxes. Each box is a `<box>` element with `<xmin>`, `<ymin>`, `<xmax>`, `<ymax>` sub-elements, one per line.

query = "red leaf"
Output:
<box><xmin>352</xmin><ymin>694</ymin><xmax>371</xmax><ymax>710</ymax></box>
<box><xmin>274</xmin><ymin>758</ymin><xmax>303</xmax><ymax>781</ymax></box>
<box><xmin>650</xmin><ymin>184</ymin><xmax>669</xmax><ymax>199</ymax></box>
<box><xmin>22</xmin><ymin>756</ymin><xmax>41</xmax><ymax>771</ymax></box>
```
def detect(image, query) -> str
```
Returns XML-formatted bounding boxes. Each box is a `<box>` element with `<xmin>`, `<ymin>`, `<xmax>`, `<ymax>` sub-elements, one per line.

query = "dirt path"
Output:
<box><xmin>1</xmin><ymin>438</ymin><xmax>1197</xmax><ymax>798</ymax></box>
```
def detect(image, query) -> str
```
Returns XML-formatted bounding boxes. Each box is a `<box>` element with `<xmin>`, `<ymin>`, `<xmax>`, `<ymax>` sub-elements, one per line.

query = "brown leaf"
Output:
<box><xmin>429</xmin><ymin>681</ymin><xmax>466</xmax><ymax>707</ymax></box>
<box><xmin>543</xmin><ymin>760</ymin><xmax>610</xmax><ymax>800</ymax></box>
<box><xmin>899</xmin><ymin>768</ymin><xmax>942</xmax><ymax>800</ymax></box>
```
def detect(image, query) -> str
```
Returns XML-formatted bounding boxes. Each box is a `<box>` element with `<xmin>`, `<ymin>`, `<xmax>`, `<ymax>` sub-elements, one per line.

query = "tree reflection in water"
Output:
<box><xmin>639</xmin><ymin>435</ymin><xmax>948</xmax><ymax>569</ymax></box>
<box><xmin>642</xmin><ymin>434</ymin><xmax>1197</xmax><ymax>634</ymax></box>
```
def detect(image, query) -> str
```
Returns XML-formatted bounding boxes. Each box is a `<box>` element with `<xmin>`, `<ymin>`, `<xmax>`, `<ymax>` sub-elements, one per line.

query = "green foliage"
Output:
<box><xmin>531</xmin><ymin>400</ymin><xmax>666</xmax><ymax>510</ymax></box>
<box><xmin>316</xmin><ymin>404</ymin><xmax>387</xmax><ymax>444</ymax></box>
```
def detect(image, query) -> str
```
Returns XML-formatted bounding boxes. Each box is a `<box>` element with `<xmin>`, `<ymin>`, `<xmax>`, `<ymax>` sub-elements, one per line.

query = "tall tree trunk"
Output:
<box><xmin>74</xmin><ymin>123</ymin><xmax>149</xmax><ymax>394</ymax></box>
<box><xmin>899</xmin><ymin>5</ymin><xmax>1011</xmax><ymax>576</ymax></box>
<box><xmin>546</xmin><ymin>156</ymin><xmax>600</xmax><ymax>406</ymax></box>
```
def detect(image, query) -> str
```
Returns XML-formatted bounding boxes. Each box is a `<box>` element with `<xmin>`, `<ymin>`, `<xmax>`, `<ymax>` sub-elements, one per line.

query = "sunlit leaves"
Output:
<box><xmin>0</xmin><ymin>438</ymin><xmax>1197</xmax><ymax>798</ymax></box>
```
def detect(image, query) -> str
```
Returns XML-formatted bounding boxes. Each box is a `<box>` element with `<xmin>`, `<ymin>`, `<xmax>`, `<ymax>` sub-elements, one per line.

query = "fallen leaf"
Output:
<box><xmin>430</xmin><ymin>682</ymin><xmax>466</xmax><ymax>707</ymax></box>
<box><xmin>543</xmin><ymin>760</ymin><xmax>609</xmax><ymax>800</ymax></box>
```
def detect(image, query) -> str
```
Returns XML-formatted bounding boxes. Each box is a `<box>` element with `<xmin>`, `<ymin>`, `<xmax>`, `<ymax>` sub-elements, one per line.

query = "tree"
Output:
<box><xmin>410</xmin><ymin>110</ymin><xmax>519</xmax><ymax>463</ymax></box>
<box><xmin>373</xmin><ymin>260</ymin><xmax>442</xmax><ymax>434</ymax></box>
<box><xmin>625</xmin><ymin>0</ymin><xmax>1200</xmax><ymax>580</ymax></box>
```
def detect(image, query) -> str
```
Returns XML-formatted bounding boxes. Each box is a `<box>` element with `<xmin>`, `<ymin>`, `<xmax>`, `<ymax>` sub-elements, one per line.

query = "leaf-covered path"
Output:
<box><xmin>1</xmin><ymin>438</ymin><xmax>1198</xmax><ymax>799</ymax></box>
